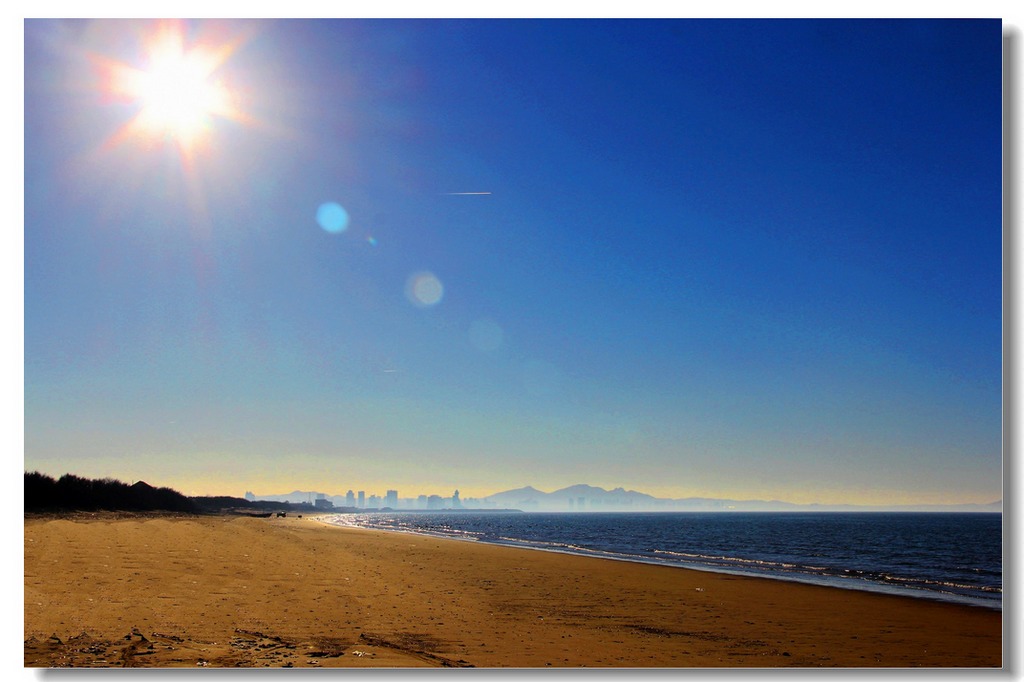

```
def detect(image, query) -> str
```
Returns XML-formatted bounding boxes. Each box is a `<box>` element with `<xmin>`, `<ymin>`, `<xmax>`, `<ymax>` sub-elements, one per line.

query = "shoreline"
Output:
<box><xmin>25</xmin><ymin>512</ymin><xmax>1002</xmax><ymax>668</ymax></box>
<box><xmin>317</xmin><ymin>513</ymin><xmax>1002</xmax><ymax>612</ymax></box>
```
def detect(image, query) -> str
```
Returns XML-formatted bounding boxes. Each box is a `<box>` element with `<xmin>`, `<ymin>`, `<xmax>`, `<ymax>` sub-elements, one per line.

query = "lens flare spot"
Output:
<box><xmin>469</xmin><ymin>318</ymin><xmax>504</xmax><ymax>352</ymax></box>
<box><xmin>317</xmin><ymin>202</ymin><xmax>350</xmax><ymax>234</ymax></box>
<box><xmin>405</xmin><ymin>272</ymin><xmax>444</xmax><ymax>307</ymax></box>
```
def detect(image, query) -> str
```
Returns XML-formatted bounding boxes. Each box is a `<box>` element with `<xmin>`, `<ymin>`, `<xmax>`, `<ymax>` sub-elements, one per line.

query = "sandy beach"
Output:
<box><xmin>23</xmin><ymin>512</ymin><xmax>1001</xmax><ymax>668</ymax></box>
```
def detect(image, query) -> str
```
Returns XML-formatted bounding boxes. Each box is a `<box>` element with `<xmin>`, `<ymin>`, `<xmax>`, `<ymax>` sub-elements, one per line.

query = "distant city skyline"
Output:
<box><xmin>24</xmin><ymin>19</ymin><xmax>1002</xmax><ymax>508</ymax></box>
<box><xmin>239</xmin><ymin>482</ymin><xmax>1001</xmax><ymax>513</ymax></box>
<box><xmin>246</xmin><ymin>486</ymin><xmax>470</xmax><ymax>510</ymax></box>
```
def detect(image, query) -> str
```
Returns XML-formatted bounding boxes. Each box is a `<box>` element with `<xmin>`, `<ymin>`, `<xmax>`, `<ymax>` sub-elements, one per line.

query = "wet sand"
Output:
<box><xmin>24</xmin><ymin>512</ymin><xmax>1001</xmax><ymax>668</ymax></box>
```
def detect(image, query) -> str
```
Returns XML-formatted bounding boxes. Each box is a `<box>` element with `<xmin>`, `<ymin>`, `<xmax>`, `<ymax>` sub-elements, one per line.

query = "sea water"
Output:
<box><xmin>323</xmin><ymin>511</ymin><xmax>1002</xmax><ymax>610</ymax></box>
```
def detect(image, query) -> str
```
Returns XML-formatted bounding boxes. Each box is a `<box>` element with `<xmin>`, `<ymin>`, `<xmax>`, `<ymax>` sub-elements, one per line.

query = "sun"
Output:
<box><xmin>103</xmin><ymin>22</ymin><xmax>245</xmax><ymax>154</ymax></box>
<box><xmin>133</xmin><ymin>41</ymin><xmax>231</xmax><ymax>138</ymax></box>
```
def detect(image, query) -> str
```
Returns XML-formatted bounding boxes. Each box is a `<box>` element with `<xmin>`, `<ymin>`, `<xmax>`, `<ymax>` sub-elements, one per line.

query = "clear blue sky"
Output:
<box><xmin>23</xmin><ymin>19</ymin><xmax>1002</xmax><ymax>504</ymax></box>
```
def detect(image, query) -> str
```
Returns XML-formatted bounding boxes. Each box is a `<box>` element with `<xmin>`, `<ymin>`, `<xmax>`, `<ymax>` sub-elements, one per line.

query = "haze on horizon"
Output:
<box><xmin>23</xmin><ymin>19</ymin><xmax>1002</xmax><ymax>508</ymax></box>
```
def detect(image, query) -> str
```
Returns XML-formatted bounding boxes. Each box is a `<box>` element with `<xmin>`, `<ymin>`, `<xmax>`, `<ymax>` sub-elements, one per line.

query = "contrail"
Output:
<box><xmin>442</xmin><ymin>191</ymin><xmax>492</xmax><ymax>195</ymax></box>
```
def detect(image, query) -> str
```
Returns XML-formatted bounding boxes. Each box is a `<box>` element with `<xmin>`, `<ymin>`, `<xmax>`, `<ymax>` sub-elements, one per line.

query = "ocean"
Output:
<box><xmin>323</xmin><ymin>511</ymin><xmax>1002</xmax><ymax>610</ymax></box>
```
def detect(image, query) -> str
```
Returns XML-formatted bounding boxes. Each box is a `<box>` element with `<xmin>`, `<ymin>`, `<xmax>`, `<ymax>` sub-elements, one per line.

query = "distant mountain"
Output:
<box><xmin>481</xmin><ymin>484</ymin><xmax>1003</xmax><ymax>513</ymax></box>
<box><xmin>485</xmin><ymin>484</ymin><xmax>658</xmax><ymax>510</ymax></box>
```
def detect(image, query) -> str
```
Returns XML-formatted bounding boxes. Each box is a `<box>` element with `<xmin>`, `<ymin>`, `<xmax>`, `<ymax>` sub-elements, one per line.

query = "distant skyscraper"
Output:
<box><xmin>357</xmin><ymin>491</ymin><xmax>365</xmax><ymax>508</ymax></box>
<box><xmin>385</xmin><ymin>490</ymin><xmax>398</xmax><ymax>508</ymax></box>
<box><xmin>346</xmin><ymin>490</ymin><xmax>355</xmax><ymax>507</ymax></box>
<box><xmin>417</xmin><ymin>495</ymin><xmax>428</xmax><ymax>509</ymax></box>
<box><xmin>452</xmin><ymin>489</ymin><xmax>461</xmax><ymax>509</ymax></box>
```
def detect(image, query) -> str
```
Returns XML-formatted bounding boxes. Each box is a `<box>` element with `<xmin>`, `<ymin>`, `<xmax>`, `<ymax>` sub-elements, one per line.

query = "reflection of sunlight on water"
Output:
<box><xmin>317</xmin><ymin>201</ymin><xmax>349</xmax><ymax>233</ymax></box>
<box><xmin>469</xmin><ymin>318</ymin><xmax>503</xmax><ymax>352</ymax></box>
<box><xmin>405</xmin><ymin>271</ymin><xmax>444</xmax><ymax>307</ymax></box>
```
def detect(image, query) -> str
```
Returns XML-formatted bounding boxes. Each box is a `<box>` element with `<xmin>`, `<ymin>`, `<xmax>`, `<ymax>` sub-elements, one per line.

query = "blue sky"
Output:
<box><xmin>23</xmin><ymin>19</ymin><xmax>1002</xmax><ymax>504</ymax></box>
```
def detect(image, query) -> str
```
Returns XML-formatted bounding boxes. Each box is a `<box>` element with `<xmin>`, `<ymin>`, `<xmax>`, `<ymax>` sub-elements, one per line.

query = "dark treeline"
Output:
<box><xmin>25</xmin><ymin>472</ymin><xmax>197</xmax><ymax>513</ymax></box>
<box><xmin>191</xmin><ymin>496</ymin><xmax>298</xmax><ymax>513</ymax></box>
<box><xmin>25</xmin><ymin>472</ymin><xmax>315</xmax><ymax>514</ymax></box>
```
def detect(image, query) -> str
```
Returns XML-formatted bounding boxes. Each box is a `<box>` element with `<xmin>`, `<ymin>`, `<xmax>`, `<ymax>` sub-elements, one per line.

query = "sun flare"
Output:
<box><xmin>133</xmin><ymin>44</ymin><xmax>230</xmax><ymax>137</ymax></box>
<box><xmin>103</xmin><ymin>23</ymin><xmax>244</xmax><ymax>153</ymax></box>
